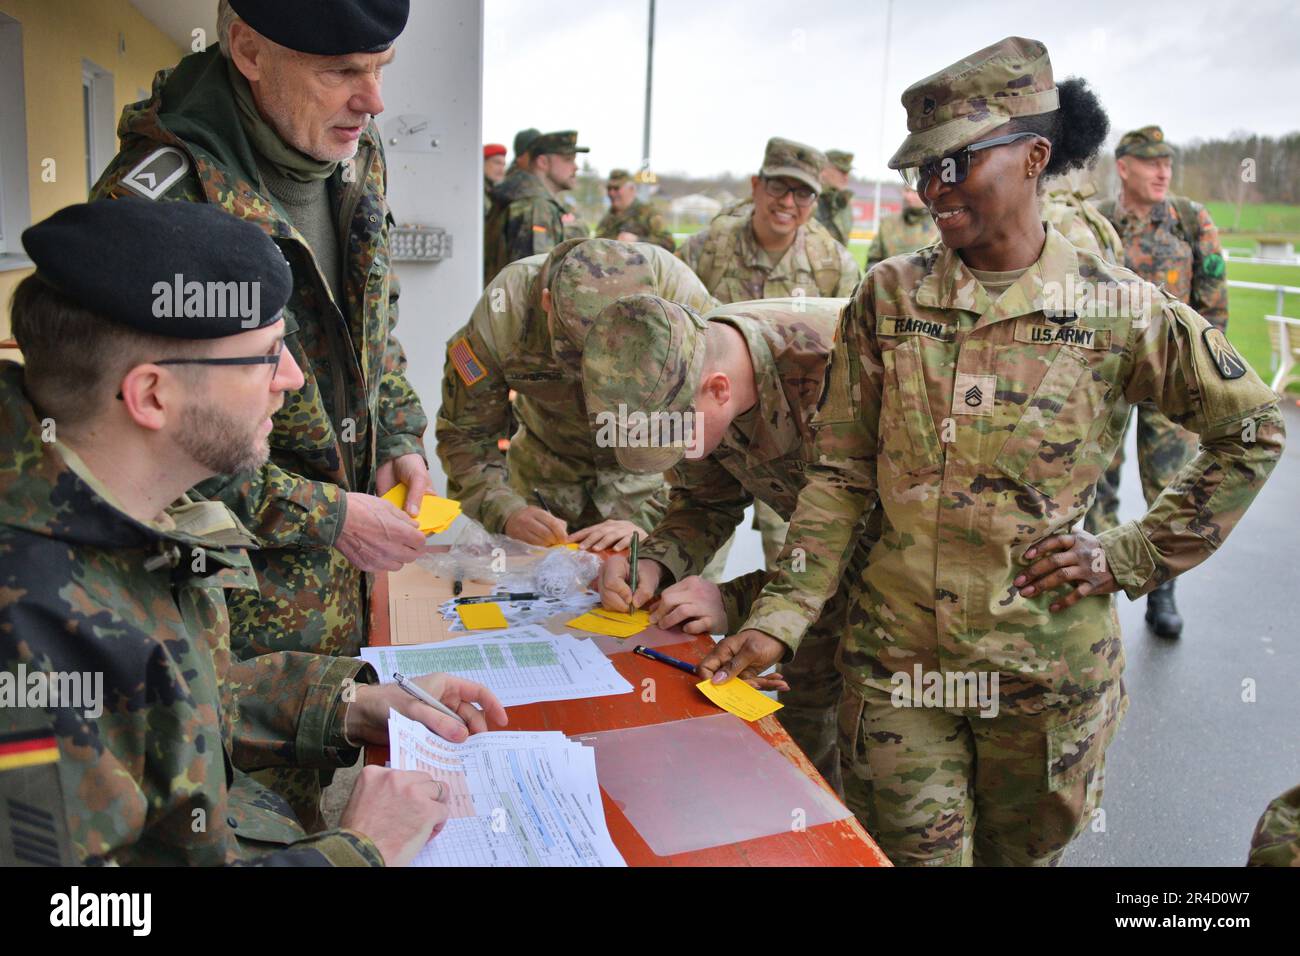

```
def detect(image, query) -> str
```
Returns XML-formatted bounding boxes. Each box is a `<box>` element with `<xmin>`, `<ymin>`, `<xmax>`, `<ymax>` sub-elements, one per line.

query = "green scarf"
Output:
<box><xmin>226</xmin><ymin>58</ymin><xmax>337</xmax><ymax>183</ymax></box>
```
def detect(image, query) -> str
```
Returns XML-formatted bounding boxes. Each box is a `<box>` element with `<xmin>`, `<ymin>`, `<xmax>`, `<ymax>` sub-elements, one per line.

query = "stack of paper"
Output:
<box><xmin>361</xmin><ymin>625</ymin><xmax>633</xmax><ymax>707</ymax></box>
<box><xmin>389</xmin><ymin>710</ymin><xmax>625</xmax><ymax>867</ymax></box>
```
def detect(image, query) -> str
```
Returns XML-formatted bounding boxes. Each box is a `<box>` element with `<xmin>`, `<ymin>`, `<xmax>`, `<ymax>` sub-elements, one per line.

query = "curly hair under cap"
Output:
<box><xmin>1006</xmin><ymin>77</ymin><xmax>1110</xmax><ymax>178</ymax></box>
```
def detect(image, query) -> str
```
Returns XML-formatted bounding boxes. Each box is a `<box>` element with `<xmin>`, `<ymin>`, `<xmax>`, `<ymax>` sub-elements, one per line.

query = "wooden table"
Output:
<box><xmin>367</xmin><ymin>570</ymin><xmax>889</xmax><ymax>867</ymax></box>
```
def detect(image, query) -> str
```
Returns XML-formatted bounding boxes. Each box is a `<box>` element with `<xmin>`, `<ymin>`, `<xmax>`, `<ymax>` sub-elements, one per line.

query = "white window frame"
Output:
<box><xmin>81</xmin><ymin>59</ymin><xmax>116</xmax><ymax>193</ymax></box>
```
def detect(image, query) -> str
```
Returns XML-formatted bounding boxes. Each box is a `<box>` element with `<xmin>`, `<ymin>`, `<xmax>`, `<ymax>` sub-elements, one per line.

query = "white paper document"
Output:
<box><xmin>388</xmin><ymin>710</ymin><xmax>625</xmax><ymax>867</ymax></box>
<box><xmin>437</xmin><ymin>591</ymin><xmax>600</xmax><ymax>632</ymax></box>
<box><xmin>360</xmin><ymin>625</ymin><xmax>633</xmax><ymax>706</ymax></box>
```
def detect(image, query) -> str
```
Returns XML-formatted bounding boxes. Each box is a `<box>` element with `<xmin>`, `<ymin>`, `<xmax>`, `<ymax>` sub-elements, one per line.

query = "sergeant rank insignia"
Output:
<box><xmin>1203</xmin><ymin>327</ymin><xmax>1246</xmax><ymax>380</ymax></box>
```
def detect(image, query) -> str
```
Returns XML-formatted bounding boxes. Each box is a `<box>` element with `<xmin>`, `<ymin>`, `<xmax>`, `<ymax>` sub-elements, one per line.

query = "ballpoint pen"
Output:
<box><xmin>392</xmin><ymin>672</ymin><xmax>468</xmax><ymax>726</ymax></box>
<box><xmin>633</xmin><ymin>645</ymin><xmax>698</xmax><ymax>676</ymax></box>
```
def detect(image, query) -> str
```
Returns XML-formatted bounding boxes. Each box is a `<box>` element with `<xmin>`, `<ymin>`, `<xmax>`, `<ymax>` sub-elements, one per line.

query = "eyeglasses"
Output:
<box><xmin>760</xmin><ymin>176</ymin><xmax>818</xmax><ymax>207</ymax></box>
<box><xmin>115</xmin><ymin>338</ymin><xmax>286</xmax><ymax>401</ymax></box>
<box><xmin>898</xmin><ymin>132</ymin><xmax>1039</xmax><ymax>193</ymax></box>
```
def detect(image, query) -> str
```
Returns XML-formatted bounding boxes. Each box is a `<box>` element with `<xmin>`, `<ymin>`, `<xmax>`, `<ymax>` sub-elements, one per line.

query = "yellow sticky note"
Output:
<box><xmin>565</xmin><ymin>611</ymin><xmax>645</xmax><ymax>639</ymax></box>
<box><xmin>382</xmin><ymin>483</ymin><xmax>462</xmax><ymax>534</ymax></box>
<box><xmin>696</xmin><ymin>678</ymin><xmax>784</xmax><ymax>722</ymax></box>
<box><xmin>457</xmin><ymin>602</ymin><xmax>508</xmax><ymax>630</ymax></box>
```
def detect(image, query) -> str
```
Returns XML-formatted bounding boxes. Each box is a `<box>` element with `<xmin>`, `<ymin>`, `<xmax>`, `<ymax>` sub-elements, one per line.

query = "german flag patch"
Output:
<box><xmin>450</xmin><ymin>336</ymin><xmax>487</xmax><ymax>387</ymax></box>
<box><xmin>0</xmin><ymin>729</ymin><xmax>59</xmax><ymax>772</ymax></box>
<box><xmin>532</xmin><ymin>225</ymin><xmax>548</xmax><ymax>234</ymax></box>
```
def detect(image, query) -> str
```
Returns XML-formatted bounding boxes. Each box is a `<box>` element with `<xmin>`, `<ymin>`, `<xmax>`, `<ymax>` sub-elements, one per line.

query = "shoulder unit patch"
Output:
<box><xmin>449</xmin><ymin>336</ymin><xmax>487</xmax><ymax>387</ymax></box>
<box><xmin>1203</xmin><ymin>327</ymin><xmax>1246</xmax><ymax>380</ymax></box>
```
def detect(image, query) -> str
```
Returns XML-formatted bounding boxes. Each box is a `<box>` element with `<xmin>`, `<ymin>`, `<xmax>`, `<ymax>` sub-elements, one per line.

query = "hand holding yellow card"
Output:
<box><xmin>381</xmin><ymin>483</ymin><xmax>462</xmax><ymax>534</ymax></box>
<box><xmin>696</xmin><ymin>677</ymin><xmax>784</xmax><ymax>722</ymax></box>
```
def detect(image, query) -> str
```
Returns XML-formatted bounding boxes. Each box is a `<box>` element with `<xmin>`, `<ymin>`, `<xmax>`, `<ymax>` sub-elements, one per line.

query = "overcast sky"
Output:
<box><xmin>483</xmin><ymin>0</ymin><xmax>1300</xmax><ymax>180</ymax></box>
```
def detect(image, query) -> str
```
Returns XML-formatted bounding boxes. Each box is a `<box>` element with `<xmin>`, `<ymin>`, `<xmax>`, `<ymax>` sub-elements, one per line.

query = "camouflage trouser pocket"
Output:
<box><xmin>1046</xmin><ymin>683</ymin><xmax>1126</xmax><ymax>792</ymax></box>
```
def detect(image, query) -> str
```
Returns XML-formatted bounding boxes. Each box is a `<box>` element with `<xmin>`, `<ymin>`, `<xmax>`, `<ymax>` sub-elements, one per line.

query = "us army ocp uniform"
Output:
<box><xmin>742</xmin><ymin>37</ymin><xmax>1284</xmax><ymax>866</ymax></box>
<box><xmin>1086</xmin><ymin>125</ymin><xmax>1232</xmax><ymax>534</ymax></box>
<box><xmin>436</xmin><ymin>239</ymin><xmax>717</xmax><ymax>535</ymax></box>
<box><xmin>582</xmin><ymin>295</ymin><xmax>880</xmax><ymax>793</ymax></box>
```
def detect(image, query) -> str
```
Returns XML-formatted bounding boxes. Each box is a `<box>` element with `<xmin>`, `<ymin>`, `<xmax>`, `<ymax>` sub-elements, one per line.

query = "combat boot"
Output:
<box><xmin>1145</xmin><ymin>581</ymin><xmax>1183</xmax><ymax>638</ymax></box>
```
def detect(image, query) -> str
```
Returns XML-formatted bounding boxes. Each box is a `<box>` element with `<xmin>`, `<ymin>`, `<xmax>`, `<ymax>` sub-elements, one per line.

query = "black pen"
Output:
<box><xmin>454</xmin><ymin>592</ymin><xmax>539</xmax><ymax>604</ymax></box>
<box><xmin>629</xmin><ymin>532</ymin><xmax>639</xmax><ymax>598</ymax></box>
<box><xmin>533</xmin><ymin>488</ymin><xmax>555</xmax><ymax>514</ymax></box>
<box><xmin>633</xmin><ymin>645</ymin><xmax>698</xmax><ymax>676</ymax></box>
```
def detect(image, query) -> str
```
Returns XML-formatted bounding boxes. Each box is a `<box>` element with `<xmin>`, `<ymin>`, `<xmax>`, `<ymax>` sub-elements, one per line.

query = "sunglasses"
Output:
<box><xmin>760</xmin><ymin>176</ymin><xmax>818</xmax><ymax>207</ymax></box>
<box><xmin>115</xmin><ymin>338</ymin><xmax>286</xmax><ymax>401</ymax></box>
<box><xmin>898</xmin><ymin>132</ymin><xmax>1038</xmax><ymax>193</ymax></box>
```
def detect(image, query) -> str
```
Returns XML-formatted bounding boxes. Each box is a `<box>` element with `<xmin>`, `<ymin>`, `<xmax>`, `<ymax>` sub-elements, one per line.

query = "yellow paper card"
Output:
<box><xmin>565</xmin><ymin>612</ymin><xmax>645</xmax><ymax>639</ymax></box>
<box><xmin>590</xmin><ymin>608</ymin><xmax>651</xmax><ymax>628</ymax></box>
<box><xmin>382</xmin><ymin>483</ymin><xmax>462</xmax><ymax>534</ymax></box>
<box><xmin>457</xmin><ymin>602</ymin><xmax>507</xmax><ymax>630</ymax></box>
<box><xmin>696</xmin><ymin>678</ymin><xmax>783</xmax><ymax>722</ymax></box>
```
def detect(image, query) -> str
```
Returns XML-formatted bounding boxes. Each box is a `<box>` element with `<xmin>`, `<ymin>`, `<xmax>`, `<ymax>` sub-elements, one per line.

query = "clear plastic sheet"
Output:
<box><xmin>416</xmin><ymin>515</ymin><xmax>601</xmax><ymax>599</ymax></box>
<box><xmin>577</xmin><ymin>713</ymin><xmax>851</xmax><ymax>856</ymax></box>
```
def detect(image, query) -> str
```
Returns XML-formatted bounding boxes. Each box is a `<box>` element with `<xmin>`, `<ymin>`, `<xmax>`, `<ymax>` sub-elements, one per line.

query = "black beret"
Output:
<box><xmin>229</xmin><ymin>0</ymin><xmax>410</xmax><ymax>56</ymax></box>
<box><xmin>21</xmin><ymin>199</ymin><xmax>292</xmax><ymax>339</ymax></box>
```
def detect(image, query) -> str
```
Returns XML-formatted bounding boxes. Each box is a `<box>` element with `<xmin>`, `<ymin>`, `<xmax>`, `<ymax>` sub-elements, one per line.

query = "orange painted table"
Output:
<box><xmin>367</xmin><ymin>569</ymin><xmax>889</xmax><ymax>866</ymax></box>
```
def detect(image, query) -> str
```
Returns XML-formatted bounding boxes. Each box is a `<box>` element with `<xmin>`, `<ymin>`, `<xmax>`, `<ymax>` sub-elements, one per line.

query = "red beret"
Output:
<box><xmin>483</xmin><ymin>144</ymin><xmax>507</xmax><ymax>159</ymax></box>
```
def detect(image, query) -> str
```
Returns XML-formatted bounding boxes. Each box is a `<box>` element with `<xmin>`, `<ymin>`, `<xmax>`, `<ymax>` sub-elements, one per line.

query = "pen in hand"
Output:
<box><xmin>393</xmin><ymin>672</ymin><xmax>468</xmax><ymax>727</ymax></box>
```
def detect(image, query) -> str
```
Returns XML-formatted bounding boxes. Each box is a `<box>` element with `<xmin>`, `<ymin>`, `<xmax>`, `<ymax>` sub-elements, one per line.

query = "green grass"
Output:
<box><xmin>1203</xmin><ymin>202</ymin><xmax>1300</xmax><ymax>241</ymax></box>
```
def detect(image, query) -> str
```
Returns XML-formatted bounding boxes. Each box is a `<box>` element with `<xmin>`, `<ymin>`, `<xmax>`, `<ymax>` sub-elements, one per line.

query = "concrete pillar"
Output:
<box><xmin>381</xmin><ymin>0</ymin><xmax>483</xmax><ymax>494</ymax></box>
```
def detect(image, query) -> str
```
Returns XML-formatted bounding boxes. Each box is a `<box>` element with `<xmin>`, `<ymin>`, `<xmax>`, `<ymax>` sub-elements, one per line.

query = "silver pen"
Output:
<box><xmin>392</xmin><ymin>672</ymin><xmax>468</xmax><ymax>727</ymax></box>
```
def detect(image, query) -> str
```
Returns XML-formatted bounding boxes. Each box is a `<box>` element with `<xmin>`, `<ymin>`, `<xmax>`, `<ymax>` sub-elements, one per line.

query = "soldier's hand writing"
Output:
<box><xmin>698</xmin><ymin>629</ymin><xmax>789</xmax><ymax>692</ymax></box>
<box><xmin>1014</xmin><ymin>529</ymin><xmax>1119</xmax><ymax>612</ymax></box>
<box><xmin>335</xmin><ymin>493</ymin><xmax>427</xmax><ymax>572</ymax></box>
<box><xmin>503</xmin><ymin>505</ymin><xmax>568</xmax><ymax>545</ymax></box>
<box><xmin>339</xmin><ymin>766</ymin><xmax>449</xmax><ymax>867</ymax></box>
<box><xmin>599</xmin><ymin>555</ymin><xmax>662</xmax><ymax>612</ymax></box>
<box><xmin>650</xmin><ymin>575</ymin><xmax>725</xmax><ymax>635</ymax></box>
<box><xmin>348</xmin><ymin>673</ymin><xmax>508</xmax><ymax>745</ymax></box>
<box><xmin>374</xmin><ymin>453</ymin><xmax>433</xmax><ymax>518</ymax></box>
<box><xmin>569</xmin><ymin>519</ymin><xmax>643</xmax><ymax>552</ymax></box>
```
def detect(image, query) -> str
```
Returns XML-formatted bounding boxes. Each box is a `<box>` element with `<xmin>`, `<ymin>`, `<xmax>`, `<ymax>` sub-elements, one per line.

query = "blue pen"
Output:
<box><xmin>633</xmin><ymin>645</ymin><xmax>698</xmax><ymax>676</ymax></box>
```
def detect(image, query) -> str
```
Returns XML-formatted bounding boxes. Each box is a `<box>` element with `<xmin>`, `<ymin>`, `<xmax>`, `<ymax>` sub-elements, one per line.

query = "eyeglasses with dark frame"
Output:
<box><xmin>115</xmin><ymin>337</ymin><xmax>287</xmax><ymax>401</ymax></box>
<box><xmin>760</xmin><ymin>176</ymin><xmax>819</xmax><ymax>208</ymax></box>
<box><xmin>898</xmin><ymin>131</ymin><xmax>1039</xmax><ymax>193</ymax></box>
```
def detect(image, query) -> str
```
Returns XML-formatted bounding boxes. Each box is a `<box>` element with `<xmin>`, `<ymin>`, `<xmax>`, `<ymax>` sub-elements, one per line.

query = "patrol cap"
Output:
<box><xmin>825</xmin><ymin>150</ymin><xmax>854</xmax><ymax>174</ymax></box>
<box><xmin>532</xmin><ymin>131</ymin><xmax>590</xmax><ymax>157</ymax></box>
<box><xmin>582</xmin><ymin>294</ymin><xmax>708</xmax><ymax>473</ymax></box>
<box><xmin>541</xmin><ymin>238</ymin><xmax>662</xmax><ymax>368</ymax></box>
<box><xmin>1115</xmin><ymin>125</ymin><xmax>1175</xmax><ymax>160</ymax></box>
<box><xmin>483</xmin><ymin>143</ymin><xmax>507</xmax><ymax>159</ymax></box>
<box><xmin>228</xmin><ymin>0</ymin><xmax>409</xmax><ymax>56</ymax></box>
<box><xmin>761</xmin><ymin>137</ymin><xmax>825</xmax><ymax>194</ymax></box>
<box><xmin>513</xmin><ymin>127</ymin><xmax>541</xmax><ymax>157</ymax></box>
<box><xmin>607</xmin><ymin>169</ymin><xmax>633</xmax><ymax>187</ymax></box>
<box><xmin>21</xmin><ymin>199</ymin><xmax>291</xmax><ymax>338</ymax></box>
<box><xmin>889</xmin><ymin>36</ymin><xmax>1059</xmax><ymax>169</ymax></box>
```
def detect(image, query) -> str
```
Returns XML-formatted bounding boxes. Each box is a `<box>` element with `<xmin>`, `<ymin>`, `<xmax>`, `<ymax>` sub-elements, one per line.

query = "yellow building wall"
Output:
<box><xmin>0</xmin><ymin>0</ymin><xmax>184</xmax><ymax>348</ymax></box>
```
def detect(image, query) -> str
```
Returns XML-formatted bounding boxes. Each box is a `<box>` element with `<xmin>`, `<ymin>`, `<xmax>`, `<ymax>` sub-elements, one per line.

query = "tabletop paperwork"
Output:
<box><xmin>360</xmin><ymin>625</ymin><xmax>633</xmax><ymax>707</ymax></box>
<box><xmin>388</xmin><ymin>710</ymin><xmax>625</xmax><ymax>867</ymax></box>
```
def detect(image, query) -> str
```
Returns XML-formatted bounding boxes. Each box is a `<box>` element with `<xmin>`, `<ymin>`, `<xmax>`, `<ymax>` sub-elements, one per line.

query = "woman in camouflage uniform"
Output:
<box><xmin>702</xmin><ymin>37</ymin><xmax>1284</xmax><ymax>865</ymax></box>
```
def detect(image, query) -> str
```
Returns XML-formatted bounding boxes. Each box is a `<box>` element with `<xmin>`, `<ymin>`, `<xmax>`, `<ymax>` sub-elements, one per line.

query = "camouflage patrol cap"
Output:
<box><xmin>513</xmin><ymin>127</ymin><xmax>541</xmax><ymax>157</ymax></box>
<box><xmin>825</xmin><ymin>150</ymin><xmax>854</xmax><ymax>174</ymax></box>
<box><xmin>889</xmin><ymin>36</ymin><xmax>1059</xmax><ymax>169</ymax></box>
<box><xmin>761</xmin><ymin>137</ymin><xmax>826</xmax><ymax>194</ymax></box>
<box><xmin>582</xmin><ymin>294</ymin><xmax>708</xmax><ymax>473</ymax></box>
<box><xmin>532</xmin><ymin>130</ymin><xmax>590</xmax><ymax>157</ymax></box>
<box><xmin>1115</xmin><ymin>125</ymin><xmax>1175</xmax><ymax>160</ymax></box>
<box><xmin>607</xmin><ymin>169</ymin><xmax>632</xmax><ymax>187</ymax></box>
<box><xmin>542</xmin><ymin>239</ymin><xmax>663</xmax><ymax>368</ymax></box>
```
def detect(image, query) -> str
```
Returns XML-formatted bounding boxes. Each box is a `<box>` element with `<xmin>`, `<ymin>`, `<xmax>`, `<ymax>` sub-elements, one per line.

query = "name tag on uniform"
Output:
<box><xmin>879</xmin><ymin>315</ymin><xmax>955</xmax><ymax>342</ymax></box>
<box><xmin>952</xmin><ymin>372</ymin><xmax>996</xmax><ymax>417</ymax></box>
<box><xmin>1014</xmin><ymin>323</ymin><xmax>1111</xmax><ymax>350</ymax></box>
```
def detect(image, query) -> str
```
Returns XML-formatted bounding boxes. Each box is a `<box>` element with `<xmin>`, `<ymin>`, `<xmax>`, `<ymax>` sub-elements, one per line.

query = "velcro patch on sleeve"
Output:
<box><xmin>449</xmin><ymin>336</ymin><xmax>487</xmax><ymax>387</ymax></box>
<box><xmin>119</xmin><ymin>146</ymin><xmax>190</xmax><ymax>200</ymax></box>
